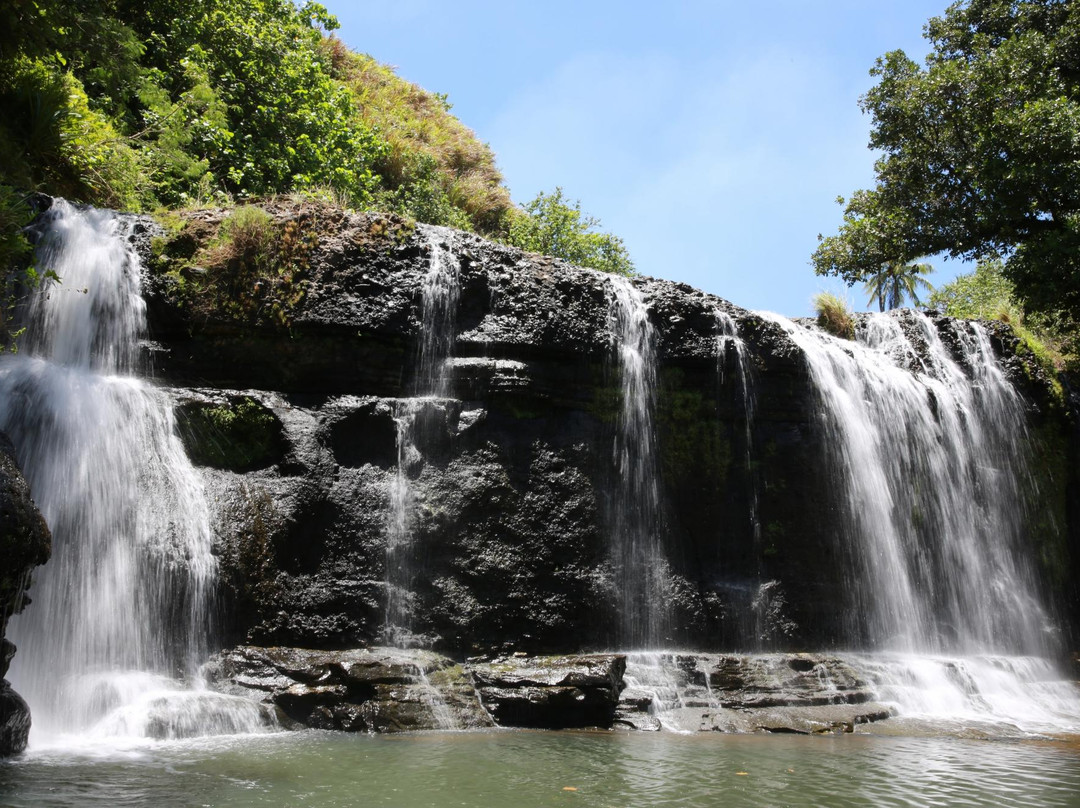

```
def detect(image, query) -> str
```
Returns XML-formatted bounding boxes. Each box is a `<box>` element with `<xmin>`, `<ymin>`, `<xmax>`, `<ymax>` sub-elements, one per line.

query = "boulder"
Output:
<box><xmin>470</xmin><ymin>654</ymin><xmax>626</xmax><ymax>728</ymax></box>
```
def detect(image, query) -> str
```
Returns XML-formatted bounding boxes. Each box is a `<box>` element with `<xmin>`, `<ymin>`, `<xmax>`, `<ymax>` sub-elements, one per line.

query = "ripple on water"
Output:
<box><xmin>3</xmin><ymin>730</ymin><xmax>1080</xmax><ymax>808</ymax></box>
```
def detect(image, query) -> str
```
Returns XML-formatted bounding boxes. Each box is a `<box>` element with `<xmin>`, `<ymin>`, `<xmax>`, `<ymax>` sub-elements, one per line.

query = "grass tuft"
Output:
<box><xmin>813</xmin><ymin>292</ymin><xmax>855</xmax><ymax>339</ymax></box>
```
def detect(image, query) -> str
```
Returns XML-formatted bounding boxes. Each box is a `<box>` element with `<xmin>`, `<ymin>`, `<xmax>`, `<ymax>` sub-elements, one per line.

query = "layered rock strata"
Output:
<box><xmin>140</xmin><ymin>202</ymin><xmax>1075</xmax><ymax>657</ymax></box>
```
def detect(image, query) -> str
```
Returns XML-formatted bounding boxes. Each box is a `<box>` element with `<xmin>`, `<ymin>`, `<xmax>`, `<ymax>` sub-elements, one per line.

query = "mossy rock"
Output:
<box><xmin>177</xmin><ymin>396</ymin><xmax>287</xmax><ymax>472</ymax></box>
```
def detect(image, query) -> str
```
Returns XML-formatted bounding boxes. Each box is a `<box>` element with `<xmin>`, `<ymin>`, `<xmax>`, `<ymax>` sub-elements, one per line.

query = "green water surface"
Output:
<box><xmin>3</xmin><ymin>730</ymin><xmax>1079</xmax><ymax>808</ymax></box>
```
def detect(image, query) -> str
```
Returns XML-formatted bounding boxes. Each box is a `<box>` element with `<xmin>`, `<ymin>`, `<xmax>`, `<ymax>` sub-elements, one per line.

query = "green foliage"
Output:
<box><xmin>0</xmin><ymin>0</ymin><xmax>635</xmax><ymax>287</ymax></box>
<box><xmin>374</xmin><ymin>153</ymin><xmax>472</xmax><ymax>231</ymax></box>
<box><xmin>0</xmin><ymin>58</ymin><xmax>142</xmax><ymax>209</ymax></box>
<box><xmin>813</xmin><ymin>0</ymin><xmax>1080</xmax><ymax>322</ymax></box>
<box><xmin>0</xmin><ymin>185</ymin><xmax>37</xmax><ymax>350</ymax></box>
<box><xmin>334</xmin><ymin>49</ymin><xmax>512</xmax><ymax>234</ymax></box>
<box><xmin>0</xmin><ymin>0</ymin><xmax>386</xmax><ymax>210</ymax></box>
<box><xmin>505</xmin><ymin>188</ymin><xmax>636</xmax><ymax>276</ymax></box>
<box><xmin>813</xmin><ymin>292</ymin><xmax>855</xmax><ymax>340</ymax></box>
<box><xmin>928</xmin><ymin>258</ymin><xmax>1019</xmax><ymax>321</ymax></box>
<box><xmin>863</xmin><ymin>260</ymin><xmax>934</xmax><ymax>312</ymax></box>
<box><xmin>128</xmin><ymin>0</ymin><xmax>385</xmax><ymax>206</ymax></box>
<box><xmin>930</xmin><ymin>257</ymin><xmax>1075</xmax><ymax>372</ymax></box>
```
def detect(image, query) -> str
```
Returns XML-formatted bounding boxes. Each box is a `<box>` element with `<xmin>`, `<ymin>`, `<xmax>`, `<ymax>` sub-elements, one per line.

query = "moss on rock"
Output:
<box><xmin>177</xmin><ymin>396</ymin><xmax>286</xmax><ymax>472</ymax></box>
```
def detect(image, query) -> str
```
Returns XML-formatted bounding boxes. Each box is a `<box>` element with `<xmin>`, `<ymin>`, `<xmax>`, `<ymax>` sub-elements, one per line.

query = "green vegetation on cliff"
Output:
<box><xmin>0</xmin><ymin>0</ymin><xmax>633</xmax><ymax>285</ymax></box>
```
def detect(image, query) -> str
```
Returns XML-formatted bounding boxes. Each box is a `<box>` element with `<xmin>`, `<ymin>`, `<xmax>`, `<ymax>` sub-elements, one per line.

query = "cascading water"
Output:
<box><xmin>383</xmin><ymin>229</ymin><xmax>460</xmax><ymax>647</ymax></box>
<box><xmin>758</xmin><ymin>309</ymin><xmax>1050</xmax><ymax>655</ymax></box>
<box><xmin>726</xmin><ymin>308</ymin><xmax>1080</xmax><ymax>731</ymax></box>
<box><xmin>608</xmin><ymin>276</ymin><xmax>668</xmax><ymax>649</ymax></box>
<box><xmin>0</xmin><ymin>201</ymin><xmax>270</xmax><ymax>744</ymax></box>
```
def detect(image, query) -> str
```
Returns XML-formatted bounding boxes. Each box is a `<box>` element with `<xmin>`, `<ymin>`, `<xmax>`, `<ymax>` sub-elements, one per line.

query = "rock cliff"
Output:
<box><xmin>138</xmin><ymin>200</ymin><xmax>1077</xmax><ymax>663</ymax></box>
<box><xmin>0</xmin><ymin>432</ymin><xmax>50</xmax><ymax>755</ymax></box>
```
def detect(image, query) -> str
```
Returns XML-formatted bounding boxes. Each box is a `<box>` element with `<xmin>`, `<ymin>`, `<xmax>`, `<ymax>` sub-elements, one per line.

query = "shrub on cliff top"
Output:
<box><xmin>187</xmin><ymin>203</ymin><xmax>322</xmax><ymax>326</ymax></box>
<box><xmin>331</xmin><ymin>48</ymin><xmax>512</xmax><ymax>234</ymax></box>
<box><xmin>505</xmin><ymin>188</ymin><xmax>635</xmax><ymax>277</ymax></box>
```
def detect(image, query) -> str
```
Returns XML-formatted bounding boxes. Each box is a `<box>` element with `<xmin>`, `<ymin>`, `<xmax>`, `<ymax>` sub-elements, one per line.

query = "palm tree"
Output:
<box><xmin>864</xmin><ymin>260</ymin><xmax>934</xmax><ymax>312</ymax></box>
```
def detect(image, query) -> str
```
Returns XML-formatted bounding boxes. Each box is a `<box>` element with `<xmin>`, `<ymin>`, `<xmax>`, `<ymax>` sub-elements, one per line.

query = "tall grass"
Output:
<box><xmin>813</xmin><ymin>291</ymin><xmax>855</xmax><ymax>339</ymax></box>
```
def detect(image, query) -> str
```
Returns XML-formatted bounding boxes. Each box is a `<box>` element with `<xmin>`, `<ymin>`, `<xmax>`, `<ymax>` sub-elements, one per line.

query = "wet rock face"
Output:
<box><xmin>0</xmin><ymin>432</ymin><xmax>50</xmax><ymax>756</ymax></box>
<box><xmin>0</xmin><ymin>685</ymin><xmax>31</xmax><ymax>755</ymax></box>
<box><xmin>615</xmin><ymin>653</ymin><xmax>894</xmax><ymax>734</ymax></box>
<box><xmin>470</xmin><ymin>654</ymin><xmax>626</xmax><ymax>729</ymax></box>
<box><xmin>207</xmin><ymin>647</ymin><xmax>895</xmax><ymax>734</ymax></box>
<box><xmin>142</xmin><ymin>205</ymin><xmax>1076</xmax><ymax>656</ymax></box>
<box><xmin>206</xmin><ymin>646</ymin><xmax>492</xmax><ymax>732</ymax></box>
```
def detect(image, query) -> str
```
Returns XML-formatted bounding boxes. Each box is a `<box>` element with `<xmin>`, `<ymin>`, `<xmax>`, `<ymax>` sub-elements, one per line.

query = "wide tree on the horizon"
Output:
<box><xmin>812</xmin><ymin>0</ymin><xmax>1080</xmax><ymax>319</ymax></box>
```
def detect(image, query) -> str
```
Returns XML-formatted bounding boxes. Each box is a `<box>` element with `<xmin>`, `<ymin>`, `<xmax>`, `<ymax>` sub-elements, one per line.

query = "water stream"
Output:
<box><xmin>382</xmin><ymin>229</ymin><xmax>460</xmax><ymax>647</ymax></box>
<box><xmin>0</xmin><ymin>201</ymin><xmax>269</xmax><ymax>745</ymax></box>
<box><xmin>714</xmin><ymin>309</ymin><xmax>759</xmax><ymax>547</ymax></box>
<box><xmin>758</xmin><ymin>310</ymin><xmax>1051</xmax><ymax>655</ymax></box>
<box><xmin>608</xmin><ymin>276</ymin><xmax>668</xmax><ymax>648</ymax></box>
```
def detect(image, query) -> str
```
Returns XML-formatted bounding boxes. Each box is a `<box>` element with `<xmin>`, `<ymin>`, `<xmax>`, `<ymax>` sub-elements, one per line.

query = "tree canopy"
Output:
<box><xmin>506</xmin><ymin>188</ymin><xmax>636</xmax><ymax>276</ymax></box>
<box><xmin>812</xmin><ymin>0</ymin><xmax>1080</xmax><ymax>319</ymax></box>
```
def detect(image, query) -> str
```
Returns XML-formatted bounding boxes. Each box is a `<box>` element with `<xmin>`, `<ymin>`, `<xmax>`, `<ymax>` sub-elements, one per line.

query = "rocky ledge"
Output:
<box><xmin>206</xmin><ymin>647</ymin><xmax>895</xmax><ymax>735</ymax></box>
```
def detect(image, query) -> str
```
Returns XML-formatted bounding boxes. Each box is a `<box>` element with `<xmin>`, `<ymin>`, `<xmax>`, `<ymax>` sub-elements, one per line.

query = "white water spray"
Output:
<box><xmin>0</xmin><ymin>201</ymin><xmax>271</xmax><ymax>744</ymax></box>
<box><xmin>608</xmin><ymin>276</ymin><xmax>668</xmax><ymax>648</ymax></box>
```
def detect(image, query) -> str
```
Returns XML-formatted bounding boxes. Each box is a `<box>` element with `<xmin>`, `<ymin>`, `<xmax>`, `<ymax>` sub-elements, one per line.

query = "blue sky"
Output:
<box><xmin>331</xmin><ymin>1</ymin><xmax>960</xmax><ymax>317</ymax></box>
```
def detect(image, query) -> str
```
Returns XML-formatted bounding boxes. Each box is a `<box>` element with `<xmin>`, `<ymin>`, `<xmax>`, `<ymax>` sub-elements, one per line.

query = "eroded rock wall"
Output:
<box><xmin>0</xmin><ymin>432</ymin><xmax>50</xmax><ymax>755</ymax></box>
<box><xmin>140</xmin><ymin>202</ymin><xmax>1076</xmax><ymax>658</ymax></box>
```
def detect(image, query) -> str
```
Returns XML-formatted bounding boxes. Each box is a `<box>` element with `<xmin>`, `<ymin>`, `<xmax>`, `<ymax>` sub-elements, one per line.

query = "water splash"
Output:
<box><xmin>847</xmin><ymin>652</ymin><xmax>1080</xmax><ymax>735</ymax></box>
<box><xmin>758</xmin><ymin>309</ymin><xmax>1051</xmax><ymax>655</ymax></box>
<box><xmin>0</xmin><ymin>201</ymin><xmax>265</xmax><ymax>743</ymax></box>
<box><xmin>608</xmin><ymin>276</ymin><xmax>667</xmax><ymax>648</ymax></box>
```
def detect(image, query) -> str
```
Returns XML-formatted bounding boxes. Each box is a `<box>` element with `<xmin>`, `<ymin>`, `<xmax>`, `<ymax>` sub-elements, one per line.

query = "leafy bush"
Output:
<box><xmin>0</xmin><ymin>59</ymin><xmax>142</xmax><ymax>210</ymax></box>
<box><xmin>813</xmin><ymin>291</ymin><xmax>855</xmax><ymax>340</ymax></box>
<box><xmin>505</xmin><ymin>188</ymin><xmax>635</xmax><ymax>276</ymax></box>
<box><xmin>928</xmin><ymin>259</ymin><xmax>1019</xmax><ymax>321</ymax></box>
<box><xmin>0</xmin><ymin>185</ymin><xmax>36</xmax><ymax>350</ymax></box>
<box><xmin>930</xmin><ymin>258</ymin><xmax>1075</xmax><ymax>371</ymax></box>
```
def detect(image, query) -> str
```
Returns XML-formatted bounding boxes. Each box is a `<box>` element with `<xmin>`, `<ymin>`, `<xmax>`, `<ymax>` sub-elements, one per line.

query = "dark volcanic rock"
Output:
<box><xmin>205</xmin><ymin>646</ymin><xmax>492</xmax><ymax>732</ymax></box>
<box><xmin>0</xmin><ymin>431</ymin><xmax>50</xmax><ymax>755</ymax></box>
<box><xmin>470</xmin><ymin>654</ymin><xmax>626</xmax><ymax>728</ymax></box>
<box><xmin>139</xmin><ymin>203</ymin><xmax>1077</xmax><ymax>657</ymax></box>
<box><xmin>0</xmin><ymin>684</ymin><xmax>31</xmax><ymax>755</ymax></box>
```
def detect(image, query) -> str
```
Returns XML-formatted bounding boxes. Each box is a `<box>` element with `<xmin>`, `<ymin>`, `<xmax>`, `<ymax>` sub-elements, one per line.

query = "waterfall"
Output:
<box><xmin>758</xmin><ymin>309</ymin><xmax>1051</xmax><ymax>656</ymax></box>
<box><xmin>383</xmin><ymin>229</ymin><xmax>460</xmax><ymax>646</ymax></box>
<box><xmin>608</xmin><ymin>276</ymin><xmax>668</xmax><ymax>648</ymax></box>
<box><xmin>0</xmin><ymin>201</ymin><xmax>271</xmax><ymax>744</ymax></box>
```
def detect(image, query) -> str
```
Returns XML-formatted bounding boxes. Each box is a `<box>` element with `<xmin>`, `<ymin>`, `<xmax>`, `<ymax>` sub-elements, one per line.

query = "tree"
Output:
<box><xmin>505</xmin><ymin>187</ymin><xmax>635</xmax><ymax>276</ymax></box>
<box><xmin>927</xmin><ymin>257</ymin><xmax>1019</xmax><ymax>320</ymax></box>
<box><xmin>863</xmin><ymin>260</ymin><xmax>934</xmax><ymax>311</ymax></box>
<box><xmin>812</xmin><ymin>0</ymin><xmax>1080</xmax><ymax>319</ymax></box>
